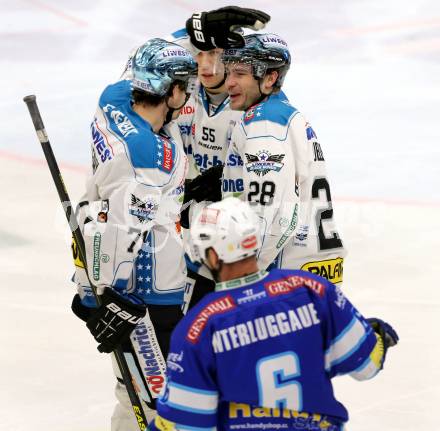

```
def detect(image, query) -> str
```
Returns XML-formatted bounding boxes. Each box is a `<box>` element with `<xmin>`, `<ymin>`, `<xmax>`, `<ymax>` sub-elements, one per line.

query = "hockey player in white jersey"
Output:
<box><xmin>71</xmin><ymin>39</ymin><xmax>197</xmax><ymax>429</ymax></box>
<box><xmin>222</xmin><ymin>33</ymin><xmax>346</xmax><ymax>283</ymax></box>
<box><xmin>166</xmin><ymin>7</ymin><xmax>272</xmax><ymax>309</ymax></box>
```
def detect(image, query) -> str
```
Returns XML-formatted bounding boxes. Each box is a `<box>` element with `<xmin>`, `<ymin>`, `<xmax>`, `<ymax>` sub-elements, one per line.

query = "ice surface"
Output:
<box><xmin>1</xmin><ymin>1</ymin><xmax>439</xmax><ymax>430</ymax></box>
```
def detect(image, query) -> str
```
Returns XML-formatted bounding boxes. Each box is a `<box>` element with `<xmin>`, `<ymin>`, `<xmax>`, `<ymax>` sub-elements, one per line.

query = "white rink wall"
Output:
<box><xmin>1</xmin><ymin>1</ymin><xmax>439</xmax><ymax>430</ymax></box>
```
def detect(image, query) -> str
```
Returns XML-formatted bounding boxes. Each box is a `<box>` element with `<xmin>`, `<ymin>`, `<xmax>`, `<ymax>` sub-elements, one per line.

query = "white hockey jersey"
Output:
<box><xmin>223</xmin><ymin>92</ymin><xmax>346</xmax><ymax>284</ymax></box>
<box><xmin>78</xmin><ymin>79</ymin><xmax>187</xmax><ymax>305</ymax></box>
<box><xmin>175</xmin><ymin>85</ymin><xmax>242</xmax><ymax>179</ymax></box>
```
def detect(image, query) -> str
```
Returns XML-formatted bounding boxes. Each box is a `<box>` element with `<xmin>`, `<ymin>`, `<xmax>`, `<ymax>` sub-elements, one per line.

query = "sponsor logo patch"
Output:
<box><xmin>245</xmin><ymin>151</ymin><xmax>285</xmax><ymax>176</ymax></box>
<box><xmin>131</xmin><ymin>321</ymin><xmax>167</xmax><ymax>396</ymax></box>
<box><xmin>301</xmin><ymin>257</ymin><xmax>344</xmax><ymax>284</ymax></box>
<box><xmin>102</xmin><ymin>104</ymin><xmax>138</xmax><ymax>137</ymax></box>
<box><xmin>167</xmin><ymin>351</ymin><xmax>184</xmax><ymax>373</ymax></box>
<box><xmin>200</xmin><ymin>207</ymin><xmax>220</xmax><ymax>225</ymax></box>
<box><xmin>265</xmin><ymin>275</ymin><xmax>326</xmax><ymax>298</ymax></box>
<box><xmin>91</xmin><ymin>119</ymin><xmax>113</xmax><ymax>166</ymax></box>
<box><xmin>237</xmin><ymin>288</ymin><xmax>267</xmax><ymax>305</ymax></box>
<box><xmin>241</xmin><ymin>235</ymin><xmax>257</xmax><ymax>250</ymax></box>
<box><xmin>187</xmin><ymin>295</ymin><xmax>236</xmax><ymax>343</ymax></box>
<box><xmin>159</xmin><ymin>137</ymin><xmax>173</xmax><ymax>172</ymax></box>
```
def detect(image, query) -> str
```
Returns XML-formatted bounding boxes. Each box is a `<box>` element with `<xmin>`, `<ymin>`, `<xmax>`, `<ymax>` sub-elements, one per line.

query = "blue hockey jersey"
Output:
<box><xmin>150</xmin><ymin>269</ymin><xmax>384</xmax><ymax>431</ymax></box>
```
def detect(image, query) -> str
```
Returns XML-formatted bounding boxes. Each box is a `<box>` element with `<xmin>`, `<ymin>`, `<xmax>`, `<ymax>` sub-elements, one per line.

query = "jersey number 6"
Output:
<box><xmin>256</xmin><ymin>351</ymin><xmax>303</xmax><ymax>410</ymax></box>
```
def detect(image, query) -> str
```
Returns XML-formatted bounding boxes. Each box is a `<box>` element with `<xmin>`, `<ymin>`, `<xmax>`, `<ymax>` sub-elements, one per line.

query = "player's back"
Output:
<box><xmin>204</xmin><ymin>269</ymin><xmax>347</xmax><ymax>429</ymax></box>
<box><xmin>167</xmin><ymin>269</ymin><xmax>378</xmax><ymax>430</ymax></box>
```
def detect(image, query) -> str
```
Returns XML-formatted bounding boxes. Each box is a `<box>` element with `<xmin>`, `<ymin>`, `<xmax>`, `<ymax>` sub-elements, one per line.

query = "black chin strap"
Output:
<box><xmin>254</xmin><ymin>78</ymin><xmax>271</xmax><ymax>106</ymax></box>
<box><xmin>204</xmin><ymin>72</ymin><xmax>226</xmax><ymax>91</ymax></box>
<box><xmin>164</xmin><ymin>92</ymin><xmax>191</xmax><ymax>125</ymax></box>
<box><xmin>203</xmin><ymin>258</ymin><xmax>223</xmax><ymax>283</ymax></box>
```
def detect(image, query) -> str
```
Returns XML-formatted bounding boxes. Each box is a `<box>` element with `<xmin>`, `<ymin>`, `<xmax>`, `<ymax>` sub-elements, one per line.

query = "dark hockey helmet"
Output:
<box><xmin>222</xmin><ymin>33</ymin><xmax>291</xmax><ymax>90</ymax></box>
<box><xmin>132</xmin><ymin>38</ymin><xmax>198</xmax><ymax>97</ymax></box>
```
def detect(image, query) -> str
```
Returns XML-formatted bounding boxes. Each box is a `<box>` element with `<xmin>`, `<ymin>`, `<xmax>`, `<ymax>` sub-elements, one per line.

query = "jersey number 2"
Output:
<box><xmin>256</xmin><ymin>351</ymin><xmax>303</xmax><ymax>410</ymax></box>
<box><xmin>312</xmin><ymin>177</ymin><xmax>343</xmax><ymax>251</ymax></box>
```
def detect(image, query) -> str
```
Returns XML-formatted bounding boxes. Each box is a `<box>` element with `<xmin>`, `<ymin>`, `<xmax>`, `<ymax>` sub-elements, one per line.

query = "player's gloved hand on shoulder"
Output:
<box><xmin>186</xmin><ymin>6</ymin><xmax>270</xmax><ymax>51</ymax></box>
<box><xmin>366</xmin><ymin>317</ymin><xmax>399</xmax><ymax>365</ymax></box>
<box><xmin>86</xmin><ymin>287</ymin><xmax>146</xmax><ymax>353</ymax></box>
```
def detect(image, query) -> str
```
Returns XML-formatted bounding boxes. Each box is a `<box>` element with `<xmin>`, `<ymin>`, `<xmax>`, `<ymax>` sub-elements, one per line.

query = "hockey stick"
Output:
<box><xmin>23</xmin><ymin>95</ymin><xmax>149</xmax><ymax>430</ymax></box>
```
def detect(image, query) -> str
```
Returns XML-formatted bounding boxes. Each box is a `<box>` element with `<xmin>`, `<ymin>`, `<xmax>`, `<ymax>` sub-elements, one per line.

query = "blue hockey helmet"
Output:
<box><xmin>132</xmin><ymin>38</ymin><xmax>198</xmax><ymax>97</ymax></box>
<box><xmin>222</xmin><ymin>33</ymin><xmax>291</xmax><ymax>90</ymax></box>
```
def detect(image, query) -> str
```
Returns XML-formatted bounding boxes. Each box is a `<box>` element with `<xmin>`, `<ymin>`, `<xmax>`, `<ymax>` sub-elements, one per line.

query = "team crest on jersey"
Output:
<box><xmin>243</xmin><ymin>104</ymin><xmax>261</xmax><ymax>123</ymax></box>
<box><xmin>129</xmin><ymin>194</ymin><xmax>158</xmax><ymax>223</ymax></box>
<box><xmin>245</xmin><ymin>151</ymin><xmax>285</xmax><ymax>176</ymax></box>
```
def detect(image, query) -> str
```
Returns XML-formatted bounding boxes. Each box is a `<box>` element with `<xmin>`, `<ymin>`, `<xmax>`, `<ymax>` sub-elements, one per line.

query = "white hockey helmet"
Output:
<box><xmin>189</xmin><ymin>197</ymin><xmax>261</xmax><ymax>265</ymax></box>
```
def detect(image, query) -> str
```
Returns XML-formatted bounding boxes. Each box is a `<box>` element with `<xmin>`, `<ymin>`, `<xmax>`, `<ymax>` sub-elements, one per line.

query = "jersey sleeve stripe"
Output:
<box><xmin>325</xmin><ymin>317</ymin><xmax>368</xmax><ymax>369</ymax></box>
<box><xmin>167</xmin><ymin>382</ymin><xmax>218</xmax><ymax>414</ymax></box>
<box><xmin>349</xmin><ymin>355</ymin><xmax>380</xmax><ymax>381</ymax></box>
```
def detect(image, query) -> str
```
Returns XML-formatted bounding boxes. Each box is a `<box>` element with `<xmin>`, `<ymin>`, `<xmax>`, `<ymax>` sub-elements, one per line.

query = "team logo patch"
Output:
<box><xmin>187</xmin><ymin>295</ymin><xmax>236</xmax><ymax>343</ymax></box>
<box><xmin>244</xmin><ymin>106</ymin><xmax>256</xmax><ymax>122</ymax></box>
<box><xmin>294</xmin><ymin>225</ymin><xmax>309</xmax><ymax>246</ymax></box>
<box><xmin>129</xmin><ymin>194</ymin><xmax>158</xmax><ymax>223</ymax></box>
<box><xmin>245</xmin><ymin>151</ymin><xmax>285</xmax><ymax>176</ymax></box>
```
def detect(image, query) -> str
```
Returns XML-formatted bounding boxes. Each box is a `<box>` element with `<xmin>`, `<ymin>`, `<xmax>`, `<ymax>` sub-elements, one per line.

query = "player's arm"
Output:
<box><xmin>149</xmin><ymin>315</ymin><xmax>219</xmax><ymax>430</ymax></box>
<box><xmin>321</xmin><ymin>283</ymin><xmax>399</xmax><ymax>380</ymax></box>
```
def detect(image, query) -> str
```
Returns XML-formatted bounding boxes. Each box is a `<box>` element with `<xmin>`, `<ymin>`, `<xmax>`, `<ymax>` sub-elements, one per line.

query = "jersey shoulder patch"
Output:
<box><xmin>185</xmin><ymin>294</ymin><xmax>237</xmax><ymax>344</ymax></box>
<box><xmin>99</xmin><ymin>81</ymin><xmax>177</xmax><ymax>174</ymax></box>
<box><xmin>242</xmin><ymin>91</ymin><xmax>298</xmax><ymax>127</ymax></box>
<box><xmin>263</xmin><ymin>269</ymin><xmax>328</xmax><ymax>298</ymax></box>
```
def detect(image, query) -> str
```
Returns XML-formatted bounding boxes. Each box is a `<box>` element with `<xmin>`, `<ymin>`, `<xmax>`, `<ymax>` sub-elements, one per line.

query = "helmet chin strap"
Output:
<box><xmin>254</xmin><ymin>78</ymin><xmax>272</xmax><ymax>106</ymax></box>
<box><xmin>164</xmin><ymin>92</ymin><xmax>191</xmax><ymax>125</ymax></box>
<box><xmin>209</xmin><ymin>259</ymin><xmax>224</xmax><ymax>283</ymax></box>
<box><xmin>201</xmin><ymin>255</ymin><xmax>224</xmax><ymax>283</ymax></box>
<box><xmin>204</xmin><ymin>72</ymin><xmax>226</xmax><ymax>91</ymax></box>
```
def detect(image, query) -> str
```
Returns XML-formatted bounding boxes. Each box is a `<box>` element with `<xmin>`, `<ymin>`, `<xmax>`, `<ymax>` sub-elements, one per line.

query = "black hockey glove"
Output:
<box><xmin>180</xmin><ymin>165</ymin><xmax>224</xmax><ymax>229</ymax></box>
<box><xmin>184</xmin><ymin>164</ymin><xmax>224</xmax><ymax>204</ymax></box>
<box><xmin>366</xmin><ymin>317</ymin><xmax>399</xmax><ymax>366</ymax></box>
<box><xmin>186</xmin><ymin>6</ymin><xmax>270</xmax><ymax>51</ymax></box>
<box><xmin>86</xmin><ymin>287</ymin><xmax>146</xmax><ymax>353</ymax></box>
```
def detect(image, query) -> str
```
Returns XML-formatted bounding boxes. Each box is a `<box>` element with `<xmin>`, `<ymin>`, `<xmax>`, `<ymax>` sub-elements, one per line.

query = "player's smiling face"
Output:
<box><xmin>196</xmin><ymin>49</ymin><xmax>225</xmax><ymax>91</ymax></box>
<box><xmin>225</xmin><ymin>63</ymin><xmax>261</xmax><ymax>111</ymax></box>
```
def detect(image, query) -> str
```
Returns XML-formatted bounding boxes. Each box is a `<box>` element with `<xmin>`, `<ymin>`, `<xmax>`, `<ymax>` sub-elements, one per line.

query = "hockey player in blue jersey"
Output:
<box><xmin>222</xmin><ymin>34</ymin><xmax>347</xmax><ymax>283</ymax></box>
<box><xmin>149</xmin><ymin>197</ymin><xmax>398</xmax><ymax>431</ymax></box>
